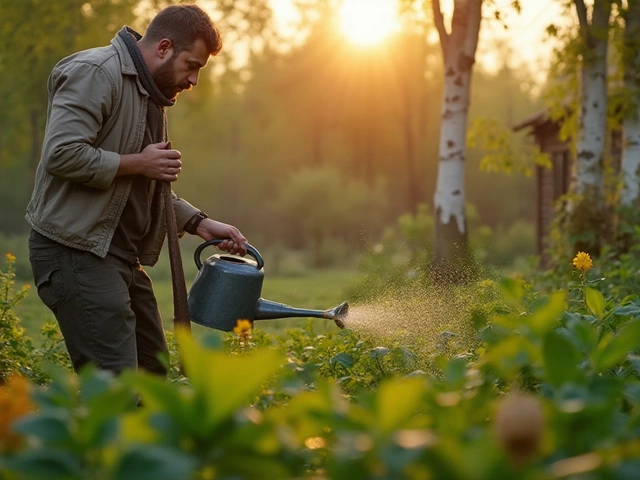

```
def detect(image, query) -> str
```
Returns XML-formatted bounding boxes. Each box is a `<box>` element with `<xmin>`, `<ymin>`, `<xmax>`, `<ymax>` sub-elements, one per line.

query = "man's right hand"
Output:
<box><xmin>118</xmin><ymin>142</ymin><xmax>182</xmax><ymax>182</ymax></box>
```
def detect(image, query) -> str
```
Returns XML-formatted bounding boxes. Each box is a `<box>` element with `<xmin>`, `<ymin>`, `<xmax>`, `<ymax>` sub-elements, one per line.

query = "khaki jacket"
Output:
<box><xmin>25</xmin><ymin>30</ymin><xmax>198</xmax><ymax>265</ymax></box>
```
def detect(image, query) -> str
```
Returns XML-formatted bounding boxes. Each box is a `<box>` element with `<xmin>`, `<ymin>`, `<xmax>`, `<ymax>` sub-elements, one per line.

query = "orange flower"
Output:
<box><xmin>0</xmin><ymin>376</ymin><xmax>35</xmax><ymax>454</ymax></box>
<box><xmin>233</xmin><ymin>319</ymin><xmax>252</xmax><ymax>336</ymax></box>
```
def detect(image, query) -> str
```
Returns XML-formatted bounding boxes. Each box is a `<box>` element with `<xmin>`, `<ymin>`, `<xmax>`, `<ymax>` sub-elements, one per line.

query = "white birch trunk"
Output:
<box><xmin>434</xmin><ymin>72</ymin><xmax>470</xmax><ymax>235</ymax></box>
<box><xmin>620</xmin><ymin>1</ymin><xmax>640</xmax><ymax>206</ymax></box>
<box><xmin>621</xmin><ymin>118</ymin><xmax>640</xmax><ymax>206</ymax></box>
<box><xmin>432</xmin><ymin>0</ymin><xmax>482</xmax><ymax>264</ymax></box>
<box><xmin>573</xmin><ymin>0</ymin><xmax>610</xmax><ymax>196</ymax></box>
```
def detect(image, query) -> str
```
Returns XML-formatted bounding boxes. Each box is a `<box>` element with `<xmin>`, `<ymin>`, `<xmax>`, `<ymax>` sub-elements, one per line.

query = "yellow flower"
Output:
<box><xmin>233</xmin><ymin>319</ymin><xmax>252</xmax><ymax>336</ymax></box>
<box><xmin>572</xmin><ymin>252</ymin><xmax>593</xmax><ymax>272</ymax></box>
<box><xmin>5</xmin><ymin>253</ymin><xmax>16</xmax><ymax>263</ymax></box>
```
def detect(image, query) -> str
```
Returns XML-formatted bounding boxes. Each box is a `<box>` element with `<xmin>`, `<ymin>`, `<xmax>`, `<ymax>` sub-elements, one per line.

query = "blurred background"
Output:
<box><xmin>0</xmin><ymin>0</ymin><xmax>564</xmax><ymax>331</ymax></box>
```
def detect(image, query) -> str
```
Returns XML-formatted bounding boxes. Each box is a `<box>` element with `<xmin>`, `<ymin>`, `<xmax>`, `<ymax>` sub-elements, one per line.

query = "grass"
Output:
<box><xmin>14</xmin><ymin>267</ymin><xmax>364</xmax><ymax>339</ymax></box>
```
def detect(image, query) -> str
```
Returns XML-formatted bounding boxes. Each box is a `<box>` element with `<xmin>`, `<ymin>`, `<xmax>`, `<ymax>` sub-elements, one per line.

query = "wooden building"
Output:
<box><xmin>513</xmin><ymin>111</ymin><xmax>621</xmax><ymax>263</ymax></box>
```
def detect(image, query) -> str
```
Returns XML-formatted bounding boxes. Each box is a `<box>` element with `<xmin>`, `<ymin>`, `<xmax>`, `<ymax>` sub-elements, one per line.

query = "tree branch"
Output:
<box><xmin>573</xmin><ymin>0</ymin><xmax>589</xmax><ymax>29</ymax></box>
<box><xmin>462</xmin><ymin>0</ymin><xmax>483</xmax><ymax>67</ymax></box>
<box><xmin>432</xmin><ymin>0</ymin><xmax>449</xmax><ymax>61</ymax></box>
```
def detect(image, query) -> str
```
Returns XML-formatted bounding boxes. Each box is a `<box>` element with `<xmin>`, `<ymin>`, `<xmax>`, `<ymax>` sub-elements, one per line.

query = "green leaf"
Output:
<box><xmin>81</xmin><ymin>386</ymin><xmax>138</xmax><ymax>447</ymax></box>
<box><xmin>376</xmin><ymin>378</ymin><xmax>425</xmax><ymax>436</ymax></box>
<box><xmin>114</xmin><ymin>445</ymin><xmax>197</xmax><ymax>480</ymax></box>
<box><xmin>560</xmin><ymin>318</ymin><xmax>598</xmax><ymax>352</ymax></box>
<box><xmin>124</xmin><ymin>371</ymin><xmax>185</xmax><ymax>420</ymax></box>
<box><xmin>543</xmin><ymin>331</ymin><xmax>583</xmax><ymax>387</ymax></box>
<box><xmin>177</xmin><ymin>330</ymin><xmax>282</xmax><ymax>431</ymax></box>
<box><xmin>585</xmin><ymin>287</ymin><xmax>606</xmax><ymax>319</ymax></box>
<box><xmin>628</xmin><ymin>355</ymin><xmax>640</xmax><ymax>375</ymax></box>
<box><xmin>79</xmin><ymin>367</ymin><xmax>115</xmax><ymax>403</ymax></box>
<box><xmin>529</xmin><ymin>292</ymin><xmax>566</xmax><ymax>335</ymax></box>
<box><xmin>330</xmin><ymin>352</ymin><xmax>354</xmax><ymax>369</ymax></box>
<box><xmin>612</xmin><ymin>304</ymin><xmax>640</xmax><ymax>318</ymax></box>
<box><xmin>5</xmin><ymin>449</ymin><xmax>81</xmax><ymax>479</ymax></box>
<box><xmin>445</xmin><ymin>357</ymin><xmax>467</xmax><ymax>388</ymax></box>
<box><xmin>499</xmin><ymin>277</ymin><xmax>524</xmax><ymax>305</ymax></box>
<box><xmin>14</xmin><ymin>411</ymin><xmax>72</xmax><ymax>444</ymax></box>
<box><xmin>369</xmin><ymin>346</ymin><xmax>390</xmax><ymax>358</ymax></box>
<box><xmin>592</xmin><ymin>320</ymin><xmax>640</xmax><ymax>372</ymax></box>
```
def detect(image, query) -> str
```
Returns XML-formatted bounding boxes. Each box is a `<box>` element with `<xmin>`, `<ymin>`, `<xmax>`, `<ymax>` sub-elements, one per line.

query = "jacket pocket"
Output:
<box><xmin>32</xmin><ymin>256</ymin><xmax>65</xmax><ymax>310</ymax></box>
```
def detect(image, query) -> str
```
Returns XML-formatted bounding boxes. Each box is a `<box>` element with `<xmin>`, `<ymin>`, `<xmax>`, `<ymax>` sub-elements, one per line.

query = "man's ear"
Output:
<box><xmin>157</xmin><ymin>38</ymin><xmax>173</xmax><ymax>59</ymax></box>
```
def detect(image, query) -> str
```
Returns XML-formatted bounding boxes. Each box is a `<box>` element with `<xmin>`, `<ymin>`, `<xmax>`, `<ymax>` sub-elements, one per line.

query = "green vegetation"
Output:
<box><xmin>4</xmin><ymin>245</ymin><xmax>640</xmax><ymax>479</ymax></box>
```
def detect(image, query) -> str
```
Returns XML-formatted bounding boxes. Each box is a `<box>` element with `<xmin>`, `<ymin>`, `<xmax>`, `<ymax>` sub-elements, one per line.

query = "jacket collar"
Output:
<box><xmin>111</xmin><ymin>26</ymin><xmax>141</xmax><ymax>77</ymax></box>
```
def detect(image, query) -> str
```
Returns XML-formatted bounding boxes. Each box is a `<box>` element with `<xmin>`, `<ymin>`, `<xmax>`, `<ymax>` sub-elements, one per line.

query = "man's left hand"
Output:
<box><xmin>196</xmin><ymin>219</ymin><xmax>248</xmax><ymax>256</ymax></box>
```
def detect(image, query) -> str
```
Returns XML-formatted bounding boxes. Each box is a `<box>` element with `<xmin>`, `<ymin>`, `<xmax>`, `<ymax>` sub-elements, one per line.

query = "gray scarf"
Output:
<box><xmin>118</xmin><ymin>26</ymin><xmax>174</xmax><ymax>142</ymax></box>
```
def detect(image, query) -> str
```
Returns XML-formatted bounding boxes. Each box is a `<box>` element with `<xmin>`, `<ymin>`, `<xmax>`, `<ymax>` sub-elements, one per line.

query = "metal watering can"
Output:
<box><xmin>188</xmin><ymin>239</ymin><xmax>349</xmax><ymax>332</ymax></box>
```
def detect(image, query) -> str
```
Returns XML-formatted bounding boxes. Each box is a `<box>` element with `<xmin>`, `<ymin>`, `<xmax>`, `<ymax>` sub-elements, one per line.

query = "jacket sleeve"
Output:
<box><xmin>171</xmin><ymin>191</ymin><xmax>199</xmax><ymax>233</ymax></box>
<box><xmin>40</xmin><ymin>60</ymin><xmax>121</xmax><ymax>190</ymax></box>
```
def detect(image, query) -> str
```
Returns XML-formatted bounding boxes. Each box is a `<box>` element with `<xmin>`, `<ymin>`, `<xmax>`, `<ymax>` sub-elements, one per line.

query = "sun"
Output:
<box><xmin>339</xmin><ymin>0</ymin><xmax>398</xmax><ymax>46</ymax></box>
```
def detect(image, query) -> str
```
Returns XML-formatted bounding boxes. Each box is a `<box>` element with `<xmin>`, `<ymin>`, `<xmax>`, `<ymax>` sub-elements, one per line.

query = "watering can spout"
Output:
<box><xmin>255</xmin><ymin>299</ymin><xmax>348</xmax><ymax>329</ymax></box>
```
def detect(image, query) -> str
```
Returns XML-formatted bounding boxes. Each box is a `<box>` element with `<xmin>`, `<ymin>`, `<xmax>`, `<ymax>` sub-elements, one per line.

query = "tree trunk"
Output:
<box><xmin>573</xmin><ymin>0</ymin><xmax>610</xmax><ymax>195</ymax></box>
<box><xmin>432</xmin><ymin>0</ymin><xmax>482</xmax><ymax>273</ymax></box>
<box><xmin>566</xmin><ymin>0</ymin><xmax>612</xmax><ymax>255</ymax></box>
<box><xmin>620</xmin><ymin>0</ymin><xmax>640</xmax><ymax>207</ymax></box>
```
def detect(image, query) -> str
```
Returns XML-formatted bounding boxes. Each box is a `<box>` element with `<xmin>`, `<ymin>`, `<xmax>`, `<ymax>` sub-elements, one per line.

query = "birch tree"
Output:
<box><xmin>572</xmin><ymin>0</ymin><xmax>612</xmax><ymax>198</ymax></box>
<box><xmin>544</xmin><ymin>0</ymin><xmax>613</xmax><ymax>258</ymax></box>
<box><xmin>620</xmin><ymin>0</ymin><xmax>640</xmax><ymax>207</ymax></box>
<box><xmin>431</xmin><ymin>0</ymin><xmax>483</xmax><ymax>270</ymax></box>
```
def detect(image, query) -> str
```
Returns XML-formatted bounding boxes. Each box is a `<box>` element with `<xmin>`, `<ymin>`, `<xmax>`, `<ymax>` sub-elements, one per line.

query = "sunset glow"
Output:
<box><xmin>339</xmin><ymin>0</ymin><xmax>398</xmax><ymax>46</ymax></box>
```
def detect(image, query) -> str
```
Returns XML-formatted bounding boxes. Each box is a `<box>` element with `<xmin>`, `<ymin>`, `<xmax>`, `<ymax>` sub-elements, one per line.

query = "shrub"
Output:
<box><xmin>4</xmin><ymin>250</ymin><xmax>640</xmax><ymax>479</ymax></box>
<box><xmin>0</xmin><ymin>253</ymin><xmax>70</xmax><ymax>385</ymax></box>
<box><xmin>0</xmin><ymin>254</ymin><xmax>39</xmax><ymax>383</ymax></box>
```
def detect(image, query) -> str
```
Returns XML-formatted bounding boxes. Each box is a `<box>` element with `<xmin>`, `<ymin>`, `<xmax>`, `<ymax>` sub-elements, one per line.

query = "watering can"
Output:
<box><xmin>187</xmin><ymin>239</ymin><xmax>349</xmax><ymax>332</ymax></box>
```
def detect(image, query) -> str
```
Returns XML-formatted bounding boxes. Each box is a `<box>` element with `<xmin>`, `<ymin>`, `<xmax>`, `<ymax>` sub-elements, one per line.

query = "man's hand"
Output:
<box><xmin>118</xmin><ymin>142</ymin><xmax>182</xmax><ymax>182</ymax></box>
<box><xmin>196</xmin><ymin>218</ymin><xmax>248</xmax><ymax>256</ymax></box>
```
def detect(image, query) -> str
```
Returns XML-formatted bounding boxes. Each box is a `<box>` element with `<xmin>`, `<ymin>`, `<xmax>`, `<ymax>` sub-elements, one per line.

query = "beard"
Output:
<box><xmin>152</xmin><ymin>54</ymin><xmax>188</xmax><ymax>101</ymax></box>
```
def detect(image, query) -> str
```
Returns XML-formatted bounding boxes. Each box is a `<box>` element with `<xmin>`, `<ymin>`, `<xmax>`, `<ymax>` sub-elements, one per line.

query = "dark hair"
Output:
<box><xmin>145</xmin><ymin>4</ymin><xmax>222</xmax><ymax>56</ymax></box>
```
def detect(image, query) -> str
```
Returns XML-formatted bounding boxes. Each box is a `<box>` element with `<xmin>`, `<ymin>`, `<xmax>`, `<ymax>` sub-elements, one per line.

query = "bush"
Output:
<box><xmin>0</xmin><ymin>254</ymin><xmax>40</xmax><ymax>383</ymax></box>
<box><xmin>0</xmin><ymin>253</ymin><xmax>70</xmax><ymax>384</ymax></box>
<box><xmin>480</xmin><ymin>220</ymin><xmax>536</xmax><ymax>267</ymax></box>
<box><xmin>4</xmin><ymin>249</ymin><xmax>640</xmax><ymax>479</ymax></box>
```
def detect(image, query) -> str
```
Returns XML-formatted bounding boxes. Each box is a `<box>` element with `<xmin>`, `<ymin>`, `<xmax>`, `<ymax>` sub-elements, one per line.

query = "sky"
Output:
<box><xmin>269</xmin><ymin>0</ymin><xmax>571</xmax><ymax>84</ymax></box>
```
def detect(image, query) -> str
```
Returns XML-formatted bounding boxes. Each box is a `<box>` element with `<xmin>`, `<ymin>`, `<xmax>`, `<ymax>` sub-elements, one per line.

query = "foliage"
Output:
<box><xmin>474</xmin><ymin>220</ymin><xmax>536</xmax><ymax>267</ymax></box>
<box><xmin>544</xmin><ymin>189</ymin><xmax>615</xmax><ymax>269</ymax></box>
<box><xmin>272</xmin><ymin>167</ymin><xmax>390</xmax><ymax>267</ymax></box>
<box><xmin>467</xmin><ymin>117</ymin><xmax>551</xmax><ymax>177</ymax></box>
<box><xmin>0</xmin><ymin>246</ymin><xmax>640</xmax><ymax>480</ymax></box>
<box><xmin>0</xmin><ymin>254</ymin><xmax>70</xmax><ymax>385</ymax></box>
<box><xmin>0</xmin><ymin>254</ymin><xmax>39</xmax><ymax>384</ymax></box>
<box><xmin>348</xmin><ymin>203</ymin><xmax>535</xmax><ymax>301</ymax></box>
<box><xmin>4</xmin><ymin>250</ymin><xmax>640</xmax><ymax>478</ymax></box>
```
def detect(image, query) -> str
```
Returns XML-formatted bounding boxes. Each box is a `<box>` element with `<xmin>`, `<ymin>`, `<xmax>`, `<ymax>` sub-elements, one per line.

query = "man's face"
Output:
<box><xmin>153</xmin><ymin>38</ymin><xmax>209</xmax><ymax>100</ymax></box>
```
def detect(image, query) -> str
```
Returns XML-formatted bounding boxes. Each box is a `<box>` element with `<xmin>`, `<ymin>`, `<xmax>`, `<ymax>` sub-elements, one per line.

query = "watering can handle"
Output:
<box><xmin>194</xmin><ymin>239</ymin><xmax>264</xmax><ymax>270</ymax></box>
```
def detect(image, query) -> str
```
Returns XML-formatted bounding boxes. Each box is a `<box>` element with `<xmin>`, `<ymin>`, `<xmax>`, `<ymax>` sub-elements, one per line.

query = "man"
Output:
<box><xmin>25</xmin><ymin>4</ymin><xmax>246</xmax><ymax>377</ymax></box>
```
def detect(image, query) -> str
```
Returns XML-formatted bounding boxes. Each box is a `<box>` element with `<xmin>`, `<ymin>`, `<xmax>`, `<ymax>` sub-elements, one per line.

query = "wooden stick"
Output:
<box><xmin>163</xmin><ymin>141</ymin><xmax>192</xmax><ymax>334</ymax></box>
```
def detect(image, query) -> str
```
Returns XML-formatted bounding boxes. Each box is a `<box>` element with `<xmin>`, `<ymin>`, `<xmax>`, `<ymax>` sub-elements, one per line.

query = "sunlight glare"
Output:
<box><xmin>339</xmin><ymin>0</ymin><xmax>398</xmax><ymax>46</ymax></box>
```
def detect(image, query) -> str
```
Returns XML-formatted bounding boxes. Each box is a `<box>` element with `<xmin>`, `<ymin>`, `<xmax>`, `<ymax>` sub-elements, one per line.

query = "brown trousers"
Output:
<box><xmin>28</xmin><ymin>230</ymin><xmax>168</xmax><ymax>376</ymax></box>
